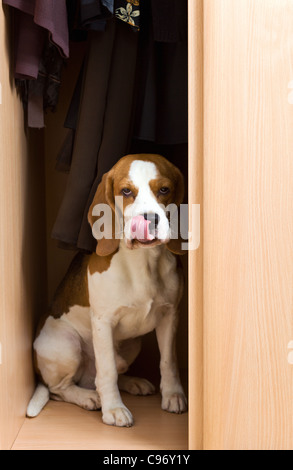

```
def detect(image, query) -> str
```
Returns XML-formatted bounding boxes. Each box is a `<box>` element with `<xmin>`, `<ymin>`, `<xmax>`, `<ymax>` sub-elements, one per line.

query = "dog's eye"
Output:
<box><xmin>122</xmin><ymin>188</ymin><xmax>133</xmax><ymax>197</ymax></box>
<box><xmin>158</xmin><ymin>187</ymin><xmax>170</xmax><ymax>195</ymax></box>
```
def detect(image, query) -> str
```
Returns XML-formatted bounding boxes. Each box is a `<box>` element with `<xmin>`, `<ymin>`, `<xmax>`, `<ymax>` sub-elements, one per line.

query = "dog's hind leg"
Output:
<box><xmin>34</xmin><ymin>317</ymin><xmax>100</xmax><ymax>411</ymax></box>
<box><xmin>50</xmin><ymin>384</ymin><xmax>101</xmax><ymax>410</ymax></box>
<box><xmin>118</xmin><ymin>375</ymin><xmax>155</xmax><ymax>395</ymax></box>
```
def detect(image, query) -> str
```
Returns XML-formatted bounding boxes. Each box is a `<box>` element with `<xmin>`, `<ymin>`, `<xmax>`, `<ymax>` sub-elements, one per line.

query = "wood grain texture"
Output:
<box><xmin>0</xmin><ymin>6</ymin><xmax>47</xmax><ymax>450</ymax></box>
<box><xmin>204</xmin><ymin>0</ymin><xmax>293</xmax><ymax>450</ymax></box>
<box><xmin>12</xmin><ymin>394</ymin><xmax>188</xmax><ymax>450</ymax></box>
<box><xmin>188</xmin><ymin>0</ymin><xmax>204</xmax><ymax>451</ymax></box>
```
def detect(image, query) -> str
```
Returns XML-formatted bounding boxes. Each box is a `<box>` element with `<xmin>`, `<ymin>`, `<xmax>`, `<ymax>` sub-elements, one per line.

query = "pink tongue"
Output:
<box><xmin>131</xmin><ymin>215</ymin><xmax>155</xmax><ymax>241</ymax></box>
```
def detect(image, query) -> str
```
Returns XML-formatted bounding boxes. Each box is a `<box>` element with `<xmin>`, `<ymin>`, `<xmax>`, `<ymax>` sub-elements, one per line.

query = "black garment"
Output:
<box><xmin>133</xmin><ymin>0</ymin><xmax>188</xmax><ymax>145</ymax></box>
<box><xmin>55</xmin><ymin>65</ymin><xmax>84</xmax><ymax>172</ymax></box>
<box><xmin>66</xmin><ymin>0</ymin><xmax>139</xmax><ymax>39</ymax></box>
<box><xmin>80</xmin><ymin>0</ymin><xmax>112</xmax><ymax>31</ymax></box>
<box><xmin>16</xmin><ymin>39</ymin><xmax>65</xmax><ymax>128</ymax></box>
<box><xmin>52</xmin><ymin>19</ymin><xmax>139</xmax><ymax>252</ymax></box>
<box><xmin>151</xmin><ymin>0</ymin><xmax>187</xmax><ymax>43</ymax></box>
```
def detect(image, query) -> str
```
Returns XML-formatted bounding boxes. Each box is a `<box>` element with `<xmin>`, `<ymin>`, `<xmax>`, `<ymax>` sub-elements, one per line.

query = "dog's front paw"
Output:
<box><xmin>102</xmin><ymin>405</ymin><xmax>134</xmax><ymax>427</ymax></box>
<box><xmin>162</xmin><ymin>392</ymin><xmax>187</xmax><ymax>414</ymax></box>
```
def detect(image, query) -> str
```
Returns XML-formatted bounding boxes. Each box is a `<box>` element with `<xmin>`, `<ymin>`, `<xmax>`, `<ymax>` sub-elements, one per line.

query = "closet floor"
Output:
<box><xmin>11</xmin><ymin>393</ymin><xmax>188</xmax><ymax>450</ymax></box>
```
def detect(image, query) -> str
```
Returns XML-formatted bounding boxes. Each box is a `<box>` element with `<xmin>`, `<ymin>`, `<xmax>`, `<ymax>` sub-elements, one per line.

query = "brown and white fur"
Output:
<box><xmin>27</xmin><ymin>154</ymin><xmax>187</xmax><ymax>427</ymax></box>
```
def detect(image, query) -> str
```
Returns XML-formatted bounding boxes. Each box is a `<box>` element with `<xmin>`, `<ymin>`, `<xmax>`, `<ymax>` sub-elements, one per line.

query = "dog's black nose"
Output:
<box><xmin>143</xmin><ymin>213</ymin><xmax>160</xmax><ymax>229</ymax></box>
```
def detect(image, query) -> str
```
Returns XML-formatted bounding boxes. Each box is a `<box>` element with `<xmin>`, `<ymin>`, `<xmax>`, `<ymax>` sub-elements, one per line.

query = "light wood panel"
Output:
<box><xmin>204</xmin><ymin>0</ymin><xmax>293</xmax><ymax>449</ymax></box>
<box><xmin>0</xmin><ymin>6</ymin><xmax>47</xmax><ymax>450</ymax></box>
<box><xmin>12</xmin><ymin>394</ymin><xmax>188</xmax><ymax>450</ymax></box>
<box><xmin>188</xmin><ymin>0</ymin><xmax>204</xmax><ymax>451</ymax></box>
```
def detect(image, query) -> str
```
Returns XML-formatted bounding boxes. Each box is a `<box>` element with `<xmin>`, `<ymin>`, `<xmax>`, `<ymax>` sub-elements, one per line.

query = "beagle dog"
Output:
<box><xmin>27</xmin><ymin>154</ymin><xmax>187</xmax><ymax>427</ymax></box>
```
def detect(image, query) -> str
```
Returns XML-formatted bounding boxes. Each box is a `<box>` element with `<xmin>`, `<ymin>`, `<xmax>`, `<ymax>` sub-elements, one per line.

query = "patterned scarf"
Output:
<box><xmin>115</xmin><ymin>0</ymin><xmax>140</xmax><ymax>31</ymax></box>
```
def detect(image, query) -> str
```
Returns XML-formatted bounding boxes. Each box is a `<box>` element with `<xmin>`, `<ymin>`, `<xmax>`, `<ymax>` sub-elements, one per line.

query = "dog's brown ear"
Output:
<box><xmin>166</xmin><ymin>166</ymin><xmax>187</xmax><ymax>255</ymax></box>
<box><xmin>166</xmin><ymin>206</ymin><xmax>188</xmax><ymax>255</ymax></box>
<box><xmin>88</xmin><ymin>170</ymin><xmax>120</xmax><ymax>257</ymax></box>
<box><xmin>172</xmin><ymin>166</ymin><xmax>185</xmax><ymax>207</ymax></box>
<box><xmin>167</xmin><ymin>240</ymin><xmax>187</xmax><ymax>255</ymax></box>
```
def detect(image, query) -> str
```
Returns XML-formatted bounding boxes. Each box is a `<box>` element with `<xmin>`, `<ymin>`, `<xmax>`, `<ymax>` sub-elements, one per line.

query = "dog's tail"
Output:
<box><xmin>26</xmin><ymin>383</ymin><xmax>50</xmax><ymax>418</ymax></box>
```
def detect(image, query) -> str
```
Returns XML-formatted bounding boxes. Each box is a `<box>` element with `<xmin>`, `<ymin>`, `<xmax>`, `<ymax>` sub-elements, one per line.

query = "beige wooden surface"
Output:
<box><xmin>188</xmin><ymin>0</ymin><xmax>204</xmax><ymax>451</ymax></box>
<box><xmin>12</xmin><ymin>394</ymin><xmax>188</xmax><ymax>450</ymax></box>
<box><xmin>204</xmin><ymin>0</ymin><xmax>293</xmax><ymax>450</ymax></box>
<box><xmin>0</xmin><ymin>6</ymin><xmax>47</xmax><ymax>450</ymax></box>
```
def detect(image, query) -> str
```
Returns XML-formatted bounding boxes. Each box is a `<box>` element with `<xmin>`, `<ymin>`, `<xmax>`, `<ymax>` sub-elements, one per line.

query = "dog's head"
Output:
<box><xmin>88</xmin><ymin>154</ymin><xmax>185</xmax><ymax>256</ymax></box>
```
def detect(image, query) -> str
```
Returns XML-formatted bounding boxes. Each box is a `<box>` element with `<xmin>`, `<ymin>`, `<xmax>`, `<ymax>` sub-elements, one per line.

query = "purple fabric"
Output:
<box><xmin>3</xmin><ymin>0</ymin><xmax>69</xmax><ymax>58</ymax></box>
<box><xmin>14</xmin><ymin>11</ymin><xmax>45</xmax><ymax>79</ymax></box>
<box><xmin>3</xmin><ymin>0</ymin><xmax>69</xmax><ymax>127</ymax></box>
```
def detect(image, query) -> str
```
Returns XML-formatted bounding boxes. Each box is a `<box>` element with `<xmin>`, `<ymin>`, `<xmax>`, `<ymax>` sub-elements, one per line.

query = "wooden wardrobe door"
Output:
<box><xmin>203</xmin><ymin>0</ymin><xmax>293</xmax><ymax>449</ymax></box>
<box><xmin>188</xmin><ymin>0</ymin><xmax>204</xmax><ymax>451</ymax></box>
<box><xmin>0</xmin><ymin>7</ymin><xmax>47</xmax><ymax>450</ymax></box>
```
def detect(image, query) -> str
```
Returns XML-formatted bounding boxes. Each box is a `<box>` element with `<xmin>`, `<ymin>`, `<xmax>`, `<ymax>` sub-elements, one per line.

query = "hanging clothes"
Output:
<box><xmin>3</xmin><ymin>0</ymin><xmax>187</xmax><ymax>251</ymax></box>
<box><xmin>133</xmin><ymin>0</ymin><xmax>188</xmax><ymax>145</ymax></box>
<box><xmin>102</xmin><ymin>0</ymin><xmax>114</xmax><ymax>14</ymax></box>
<box><xmin>52</xmin><ymin>0</ymin><xmax>188</xmax><ymax>252</ymax></box>
<box><xmin>115</xmin><ymin>0</ymin><xmax>140</xmax><ymax>31</ymax></box>
<box><xmin>79</xmin><ymin>0</ymin><xmax>112</xmax><ymax>32</ymax></box>
<box><xmin>19</xmin><ymin>40</ymin><xmax>65</xmax><ymax>128</ymax></box>
<box><xmin>3</xmin><ymin>0</ymin><xmax>69</xmax><ymax>77</ymax></box>
<box><xmin>3</xmin><ymin>0</ymin><xmax>69</xmax><ymax>127</ymax></box>
<box><xmin>66</xmin><ymin>0</ymin><xmax>137</xmax><ymax>39</ymax></box>
<box><xmin>151</xmin><ymin>0</ymin><xmax>187</xmax><ymax>43</ymax></box>
<box><xmin>52</xmin><ymin>18</ymin><xmax>139</xmax><ymax>252</ymax></box>
<box><xmin>55</xmin><ymin>65</ymin><xmax>84</xmax><ymax>173</ymax></box>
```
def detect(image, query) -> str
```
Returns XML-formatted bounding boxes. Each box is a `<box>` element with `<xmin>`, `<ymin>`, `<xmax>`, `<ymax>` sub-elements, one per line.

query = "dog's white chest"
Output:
<box><xmin>113</xmin><ymin>298</ymin><xmax>159</xmax><ymax>340</ymax></box>
<box><xmin>88</xmin><ymin>245</ymin><xmax>178</xmax><ymax>340</ymax></box>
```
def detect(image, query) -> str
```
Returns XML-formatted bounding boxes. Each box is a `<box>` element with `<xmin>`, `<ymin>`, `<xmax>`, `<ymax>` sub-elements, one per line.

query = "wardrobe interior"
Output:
<box><xmin>0</xmin><ymin>2</ymin><xmax>189</xmax><ymax>450</ymax></box>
